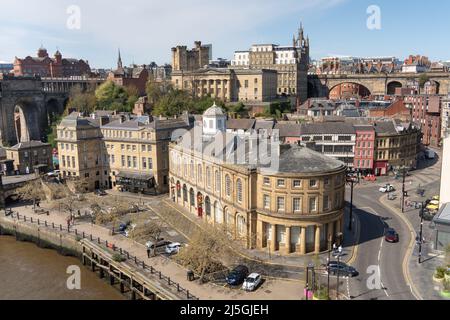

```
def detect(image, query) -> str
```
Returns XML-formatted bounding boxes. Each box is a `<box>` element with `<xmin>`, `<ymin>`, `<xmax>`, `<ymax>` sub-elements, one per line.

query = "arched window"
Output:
<box><xmin>197</xmin><ymin>164</ymin><xmax>202</xmax><ymax>183</ymax></box>
<box><xmin>225</xmin><ymin>175</ymin><xmax>231</xmax><ymax>197</ymax></box>
<box><xmin>190</xmin><ymin>160</ymin><xmax>194</xmax><ymax>179</ymax></box>
<box><xmin>206</xmin><ymin>167</ymin><xmax>211</xmax><ymax>188</ymax></box>
<box><xmin>237</xmin><ymin>215</ymin><xmax>246</xmax><ymax>236</ymax></box>
<box><xmin>215</xmin><ymin>171</ymin><xmax>221</xmax><ymax>193</ymax></box>
<box><xmin>184</xmin><ymin>158</ymin><xmax>188</xmax><ymax>177</ymax></box>
<box><xmin>176</xmin><ymin>181</ymin><xmax>181</xmax><ymax>198</ymax></box>
<box><xmin>177</xmin><ymin>155</ymin><xmax>181</xmax><ymax>175</ymax></box>
<box><xmin>205</xmin><ymin>197</ymin><xmax>211</xmax><ymax>216</ymax></box>
<box><xmin>236</xmin><ymin>179</ymin><xmax>243</xmax><ymax>203</ymax></box>
<box><xmin>183</xmin><ymin>184</ymin><xmax>187</xmax><ymax>202</ymax></box>
<box><xmin>189</xmin><ymin>188</ymin><xmax>195</xmax><ymax>206</ymax></box>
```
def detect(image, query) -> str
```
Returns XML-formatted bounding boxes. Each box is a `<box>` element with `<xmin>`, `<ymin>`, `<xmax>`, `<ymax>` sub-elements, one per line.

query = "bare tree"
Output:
<box><xmin>16</xmin><ymin>179</ymin><xmax>47</xmax><ymax>210</ymax></box>
<box><xmin>175</xmin><ymin>223</ymin><xmax>233</xmax><ymax>283</ymax></box>
<box><xmin>129</xmin><ymin>219</ymin><xmax>164</xmax><ymax>256</ymax></box>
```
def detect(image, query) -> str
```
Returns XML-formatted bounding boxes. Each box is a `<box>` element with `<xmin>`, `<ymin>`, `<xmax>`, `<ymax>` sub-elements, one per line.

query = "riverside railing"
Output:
<box><xmin>4</xmin><ymin>211</ymin><xmax>199</xmax><ymax>300</ymax></box>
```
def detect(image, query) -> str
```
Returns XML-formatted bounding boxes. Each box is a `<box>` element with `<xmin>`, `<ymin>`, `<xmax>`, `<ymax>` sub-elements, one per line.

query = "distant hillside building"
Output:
<box><xmin>107</xmin><ymin>50</ymin><xmax>149</xmax><ymax>96</ymax></box>
<box><xmin>171</xmin><ymin>41</ymin><xmax>211</xmax><ymax>72</ymax></box>
<box><xmin>14</xmin><ymin>47</ymin><xmax>91</xmax><ymax>77</ymax></box>
<box><xmin>230</xmin><ymin>24</ymin><xmax>310</xmax><ymax>102</ymax></box>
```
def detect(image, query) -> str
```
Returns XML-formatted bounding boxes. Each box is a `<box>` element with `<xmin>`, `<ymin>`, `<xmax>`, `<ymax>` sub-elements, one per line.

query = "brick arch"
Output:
<box><xmin>328</xmin><ymin>81</ymin><xmax>372</xmax><ymax>99</ymax></box>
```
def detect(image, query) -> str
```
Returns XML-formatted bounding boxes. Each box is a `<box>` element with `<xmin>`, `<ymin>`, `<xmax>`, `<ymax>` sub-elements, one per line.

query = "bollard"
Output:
<box><xmin>82</xmin><ymin>232</ymin><xmax>85</xmax><ymax>238</ymax></box>
<box><xmin>168</xmin><ymin>277</ymin><xmax>171</xmax><ymax>285</ymax></box>
<box><xmin>134</xmin><ymin>256</ymin><xmax>137</xmax><ymax>264</ymax></box>
<box><xmin>142</xmin><ymin>261</ymin><xmax>145</xmax><ymax>269</ymax></box>
<box><xmin>120</xmin><ymin>248</ymin><xmax>122</xmax><ymax>254</ymax></box>
<box><xmin>60</xmin><ymin>224</ymin><xmax>62</xmax><ymax>231</ymax></box>
<box><xmin>31</xmin><ymin>217</ymin><xmax>33</xmax><ymax>223</ymax></box>
<box><xmin>127</xmin><ymin>252</ymin><xmax>130</xmax><ymax>259</ymax></box>
<box><xmin>37</xmin><ymin>219</ymin><xmax>40</xmax><ymax>225</ymax></box>
<box><xmin>187</xmin><ymin>290</ymin><xmax>190</xmax><ymax>299</ymax></box>
<box><xmin>45</xmin><ymin>221</ymin><xmax>47</xmax><ymax>227</ymax></box>
<box><xmin>177</xmin><ymin>284</ymin><xmax>180</xmax><ymax>292</ymax></box>
<box><xmin>52</xmin><ymin>222</ymin><xmax>54</xmax><ymax>229</ymax></box>
<box><xmin>75</xmin><ymin>229</ymin><xmax>78</xmax><ymax>236</ymax></box>
<box><xmin>150</xmin><ymin>266</ymin><xmax>154</xmax><ymax>274</ymax></box>
<box><xmin>98</xmin><ymin>237</ymin><xmax>100</xmax><ymax>244</ymax></box>
<box><xmin>159</xmin><ymin>271</ymin><xmax>162</xmax><ymax>279</ymax></box>
<box><xmin>106</xmin><ymin>240</ymin><xmax>108</xmax><ymax>247</ymax></box>
<box><xmin>90</xmin><ymin>234</ymin><xmax>93</xmax><ymax>241</ymax></box>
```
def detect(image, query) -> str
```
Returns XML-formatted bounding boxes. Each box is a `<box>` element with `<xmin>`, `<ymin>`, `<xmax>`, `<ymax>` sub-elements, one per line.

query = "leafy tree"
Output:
<box><xmin>66</xmin><ymin>85</ymin><xmax>97</xmax><ymax>114</ymax></box>
<box><xmin>419</xmin><ymin>73</ymin><xmax>429</xmax><ymax>88</ymax></box>
<box><xmin>146</xmin><ymin>77</ymin><xmax>172</xmax><ymax>105</ymax></box>
<box><xmin>153</xmin><ymin>89</ymin><xmax>194</xmax><ymax>116</ymax></box>
<box><xmin>95</xmin><ymin>80</ymin><xmax>138</xmax><ymax>112</ymax></box>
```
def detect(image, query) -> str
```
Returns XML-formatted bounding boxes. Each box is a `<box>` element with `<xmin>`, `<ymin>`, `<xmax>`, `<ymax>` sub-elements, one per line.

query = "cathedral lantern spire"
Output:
<box><xmin>117</xmin><ymin>48</ymin><xmax>123</xmax><ymax>70</ymax></box>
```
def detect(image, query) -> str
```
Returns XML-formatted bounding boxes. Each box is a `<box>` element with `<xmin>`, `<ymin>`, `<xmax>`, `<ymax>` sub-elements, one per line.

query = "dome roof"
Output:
<box><xmin>203</xmin><ymin>102</ymin><xmax>225</xmax><ymax>117</ymax></box>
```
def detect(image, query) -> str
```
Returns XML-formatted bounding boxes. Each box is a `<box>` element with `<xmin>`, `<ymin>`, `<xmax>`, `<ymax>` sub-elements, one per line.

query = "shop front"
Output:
<box><xmin>116</xmin><ymin>171</ymin><xmax>155</xmax><ymax>194</ymax></box>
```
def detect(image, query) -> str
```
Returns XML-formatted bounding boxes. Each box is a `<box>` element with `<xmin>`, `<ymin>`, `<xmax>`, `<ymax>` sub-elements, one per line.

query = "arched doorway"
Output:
<box><xmin>182</xmin><ymin>184</ymin><xmax>187</xmax><ymax>203</ymax></box>
<box><xmin>176</xmin><ymin>181</ymin><xmax>181</xmax><ymax>201</ymax></box>
<box><xmin>197</xmin><ymin>192</ymin><xmax>203</xmax><ymax>218</ymax></box>
<box><xmin>236</xmin><ymin>214</ymin><xmax>246</xmax><ymax>238</ymax></box>
<box><xmin>205</xmin><ymin>196</ymin><xmax>211</xmax><ymax>218</ymax></box>
<box><xmin>387</xmin><ymin>81</ymin><xmax>402</xmax><ymax>95</ymax></box>
<box><xmin>189</xmin><ymin>188</ymin><xmax>195</xmax><ymax>208</ymax></box>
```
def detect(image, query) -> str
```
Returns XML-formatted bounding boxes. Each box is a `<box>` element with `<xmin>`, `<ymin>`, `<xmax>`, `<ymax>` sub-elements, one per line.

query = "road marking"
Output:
<box><xmin>379</xmin><ymin>195</ymin><xmax>423</xmax><ymax>300</ymax></box>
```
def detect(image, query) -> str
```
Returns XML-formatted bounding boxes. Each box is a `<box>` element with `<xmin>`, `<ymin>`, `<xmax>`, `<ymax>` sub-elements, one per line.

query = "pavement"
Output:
<box><xmin>4</xmin><ymin>200</ymin><xmax>306</xmax><ymax>300</ymax></box>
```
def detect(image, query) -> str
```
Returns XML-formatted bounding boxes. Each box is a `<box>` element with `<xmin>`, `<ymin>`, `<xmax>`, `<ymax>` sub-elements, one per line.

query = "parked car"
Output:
<box><xmin>379</xmin><ymin>184</ymin><xmax>395</xmax><ymax>193</ymax></box>
<box><xmin>226</xmin><ymin>265</ymin><xmax>249</xmax><ymax>286</ymax></box>
<box><xmin>46</xmin><ymin>170</ymin><xmax>60</xmax><ymax>177</ymax></box>
<box><xmin>384</xmin><ymin>228</ymin><xmax>399</xmax><ymax>243</ymax></box>
<box><xmin>165</xmin><ymin>242</ymin><xmax>182</xmax><ymax>255</ymax></box>
<box><xmin>326</xmin><ymin>261</ymin><xmax>358</xmax><ymax>277</ymax></box>
<box><xmin>95</xmin><ymin>189</ymin><xmax>107</xmax><ymax>196</ymax></box>
<box><xmin>242</xmin><ymin>273</ymin><xmax>262</xmax><ymax>292</ymax></box>
<box><xmin>146</xmin><ymin>238</ymin><xmax>169</xmax><ymax>249</ymax></box>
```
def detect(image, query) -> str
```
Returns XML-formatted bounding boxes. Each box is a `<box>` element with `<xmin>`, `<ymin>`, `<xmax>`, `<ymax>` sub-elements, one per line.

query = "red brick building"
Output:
<box><xmin>353</xmin><ymin>125</ymin><xmax>375</xmax><ymax>174</ymax></box>
<box><xmin>107</xmin><ymin>50</ymin><xmax>149</xmax><ymax>96</ymax></box>
<box><xmin>403</xmin><ymin>95</ymin><xmax>442</xmax><ymax>147</ymax></box>
<box><xmin>14</xmin><ymin>47</ymin><xmax>91</xmax><ymax>77</ymax></box>
<box><xmin>368</xmin><ymin>99</ymin><xmax>410</xmax><ymax>120</ymax></box>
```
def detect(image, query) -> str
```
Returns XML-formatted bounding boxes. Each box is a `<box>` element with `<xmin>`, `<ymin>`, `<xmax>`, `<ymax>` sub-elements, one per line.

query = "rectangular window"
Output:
<box><xmin>324</xmin><ymin>177</ymin><xmax>330</xmax><ymax>186</ymax></box>
<box><xmin>293</xmin><ymin>198</ymin><xmax>302</xmax><ymax>212</ymax></box>
<box><xmin>111</xmin><ymin>155</ymin><xmax>115</xmax><ymax>164</ymax></box>
<box><xmin>133</xmin><ymin>156</ymin><xmax>137</xmax><ymax>168</ymax></box>
<box><xmin>323</xmin><ymin>195</ymin><xmax>330</xmax><ymax>210</ymax></box>
<box><xmin>141</xmin><ymin>145</ymin><xmax>146</xmax><ymax>152</ymax></box>
<box><xmin>142</xmin><ymin>157</ymin><xmax>147</xmax><ymax>169</ymax></box>
<box><xmin>309</xmin><ymin>197</ymin><xmax>317</xmax><ymax>213</ymax></box>
<box><xmin>127</xmin><ymin>156</ymin><xmax>131</xmax><ymax>168</ymax></box>
<box><xmin>277</xmin><ymin>179</ymin><xmax>285</xmax><ymax>187</ymax></box>
<box><xmin>309</xmin><ymin>179</ymin><xmax>318</xmax><ymax>188</ymax></box>
<box><xmin>263</xmin><ymin>194</ymin><xmax>270</xmax><ymax>209</ymax></box>
<box><xmin>121</xmin><ymin>155</ymin><xmax>125</xmax><ymax>167</ymax></box>
<box><xmin>132</xmin><ymin>145</ymin><xmax>136</xmax><ymax>152</ymax></box>
<box><xmin>277</xmin><ymin>197</ymin><xmax>285</xmax><ymax>212</ymax></box>
<box><xmin>263</xmin><ymin>177</ymin><xmax>270</xmax><ymax>185</ymax></box>
<box><xmin>293</xmin><ymin>180</ymin><xmax>302</xmax><ymax>188</ymax></box>
<box><xmin>148</xmin><ymin>158</ymin><xmax>153</xmax><ymax>170</ymax></box>
<box><xmin>121</xmin><ymin>144</ymin><xmax>125</xmax><ymax>150</ymax></box>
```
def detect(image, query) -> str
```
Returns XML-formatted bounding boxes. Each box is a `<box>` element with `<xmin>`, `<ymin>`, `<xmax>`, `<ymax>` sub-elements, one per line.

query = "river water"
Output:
<box><xmin>0</xmin><ymin>236</ymin><xmax>124</xmax><ymax>300</ymax></box>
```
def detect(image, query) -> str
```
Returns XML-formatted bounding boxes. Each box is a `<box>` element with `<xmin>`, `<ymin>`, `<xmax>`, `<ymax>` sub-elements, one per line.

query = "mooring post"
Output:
<box><xmin>187</xmin><ymin>290</ymin><xmax>190</xmax><ymax>299</ymax></box>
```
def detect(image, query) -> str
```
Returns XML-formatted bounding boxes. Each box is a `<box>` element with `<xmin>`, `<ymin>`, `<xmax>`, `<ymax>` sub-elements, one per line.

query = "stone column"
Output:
<box><xmin>300</xmin><ymin>227</ymin><xmax>306</xmax><ymax>254</ymax></box>
<box><xmin>328</xmin><ymin>221</ymin><xmax>334</xmax><ymax>249</ymax></box>
<box><xmin>285</xmin><ymin>226</ymin><xmax>291</xmax><ymax>255</ymax></box>
<box><xmin>270</xmin><ymin>224</ymin><xmax>276</xmax><ymax>253</ymax></box>
<box><xmin>315</xmin><ymin>225</ymin><xmax>321</xmax><ymax>253</ymax></box>
<box><xmin>256</xmin><ymin>220</ymin><xmax>263</xmax><ymax>249</ymax></box>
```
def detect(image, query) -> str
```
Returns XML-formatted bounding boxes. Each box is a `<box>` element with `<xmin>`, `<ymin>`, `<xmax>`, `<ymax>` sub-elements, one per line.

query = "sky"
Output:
<box><xmin>0</xmin><ymin>0</ymin><xmax>449</xmax><ymax>68</ymax></box>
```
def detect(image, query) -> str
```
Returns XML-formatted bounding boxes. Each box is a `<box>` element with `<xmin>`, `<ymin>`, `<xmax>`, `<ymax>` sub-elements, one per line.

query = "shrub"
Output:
<box><xmin>435</xmin><ymin>267</ymin><xmax>446</xmax><ymax>279</ymax></box>
<box><xmin>313</xmin><ymin>286</ymin><xmax>329</xmax><ymax>300</ymax></box>
<box><xmin>112</xmin><ymin>253</ymin><xmax>126</xmax><ymax>262</ymax></box>
<box><xmin>443</xmin><ymin>280</ymin><xmax>450</xmax><ymax>292</ymax></box>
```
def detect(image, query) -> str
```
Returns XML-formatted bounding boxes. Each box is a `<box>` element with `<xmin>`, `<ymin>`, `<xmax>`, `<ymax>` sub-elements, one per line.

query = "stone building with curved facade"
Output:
<box><xmin>168</xmin><ymin>104</ymin><xmax>347</xmax><ymax>255</ymax></box>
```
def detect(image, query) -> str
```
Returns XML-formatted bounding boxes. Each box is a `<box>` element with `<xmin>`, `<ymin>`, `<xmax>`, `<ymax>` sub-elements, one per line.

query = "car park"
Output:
<box><xmin>384</xmin><ymin>228</ymin><xmax>399</xmax><ymax>243</ymax></box>
<box><xmin>242</xmin><ymin>273</ymin><xmax>262</xmax><ymax>292</ymax></box>
<box><xmin>226</xmin><ymin>265</ymin><xmax>249</xmax><ymax>286</ymax></box>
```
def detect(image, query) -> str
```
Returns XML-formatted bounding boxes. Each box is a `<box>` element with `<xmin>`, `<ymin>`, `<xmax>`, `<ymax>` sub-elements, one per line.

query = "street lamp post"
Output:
<box><xmin>346</xmin><ymin>173</ymin><xmax>358</xmax><ymax>231</ymax></box>
<box><xmin>418</xmin><ymin>201</ymin><xmax>425</xmax><ymax>264</ymax></box>
<box><xmin>336</xmin><ymin>254</ymin><xmax>341</xmax><ymax>300</ymax></box>
<box><xmin>327</xmin><ymin>236</ymin><xmax>332</xmax><ymax>300</ymax></box>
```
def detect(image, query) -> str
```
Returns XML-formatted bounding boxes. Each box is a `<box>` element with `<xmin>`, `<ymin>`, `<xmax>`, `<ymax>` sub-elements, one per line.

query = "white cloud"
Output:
<box><xmin>0</xmin><ymin>0</ymin><xmax>347</xmax><ymax>67</ymax></box>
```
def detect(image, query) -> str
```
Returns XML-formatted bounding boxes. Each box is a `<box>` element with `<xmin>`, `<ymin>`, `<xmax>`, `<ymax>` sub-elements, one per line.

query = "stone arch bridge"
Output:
<box><xmin>308</xmin><ymin>72</ymin><xmax>450</xmax><ymax>98</ymax></box>
<box><xmin>0</xmin><ymin>75</ymin><xmax>104</xmax><ymax>146</ymax></box>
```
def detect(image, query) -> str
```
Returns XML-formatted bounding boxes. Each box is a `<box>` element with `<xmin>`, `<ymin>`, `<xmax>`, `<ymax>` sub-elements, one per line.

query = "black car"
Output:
<box><xmin>226</xmin><ymin>265</ymin><xmax>249</xmax><ymax>286</ymax></box>
<box><xmin>95</xmin><ymin>189</ymin><xmax>107</xmax><ymax>196</ymax></box>
<box><xmin>326</xmin><ymin>261</ymin><xmax>358</xmax><ymax>277</ymax></box>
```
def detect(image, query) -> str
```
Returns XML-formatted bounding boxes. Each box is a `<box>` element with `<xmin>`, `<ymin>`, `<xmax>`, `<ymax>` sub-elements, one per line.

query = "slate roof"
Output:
<box><xmin>274</xmin><ymin>123</ymin><xmax>302</xmax><ymax>137</ymax></box>
<box><xmin>300</xmin><ymin>122</ymin><xmax>356</xmax><ymax>135</ymax></box>
<box><xmin>9</xmin><ymin>141</ymin><xmax>50</xmax><ymax>150</ymax></box>
<box><xmin>227</xmin><ymin>119</ymin><xmax>256</xmax><ymax>130</ymax></box>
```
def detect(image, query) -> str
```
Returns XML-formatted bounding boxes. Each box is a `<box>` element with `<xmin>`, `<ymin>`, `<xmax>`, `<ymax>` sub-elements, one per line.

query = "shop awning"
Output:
<box><xmin>116</xmin><ymin>171</ymin><xmax>154</xmax><ymax>181</ymax></box>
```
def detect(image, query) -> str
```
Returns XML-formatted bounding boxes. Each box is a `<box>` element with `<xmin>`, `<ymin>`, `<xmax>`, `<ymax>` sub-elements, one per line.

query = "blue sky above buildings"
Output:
<box><xmin>0</xmin><ymin>0</ymin><xmax>448</xmax><ymax>68</ymax></box>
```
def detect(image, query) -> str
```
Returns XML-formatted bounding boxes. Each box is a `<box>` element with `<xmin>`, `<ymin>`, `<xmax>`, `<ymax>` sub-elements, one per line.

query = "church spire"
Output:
<box><xmin>117</xmin><ymin>48</ymin><xmax>123</xmax><ymax>69</ymax></box>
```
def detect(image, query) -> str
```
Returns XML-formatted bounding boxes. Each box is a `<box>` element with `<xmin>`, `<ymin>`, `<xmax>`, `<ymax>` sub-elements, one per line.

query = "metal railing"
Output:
<box><xmin>4</xmin><ymin>211</ymin><xmax>198</xmax><ymax>300</ymax></box>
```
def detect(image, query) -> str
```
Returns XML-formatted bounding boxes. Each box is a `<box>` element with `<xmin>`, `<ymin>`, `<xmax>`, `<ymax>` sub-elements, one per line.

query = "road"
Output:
<box><xmin>347</xmin><ymin>186</ymin><xmax>415</xmax><ymax>300</ymax></box>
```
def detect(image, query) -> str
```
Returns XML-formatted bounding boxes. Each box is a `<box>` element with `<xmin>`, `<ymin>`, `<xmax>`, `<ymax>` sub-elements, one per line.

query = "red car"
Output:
<box><xmin>385</xmin><ymin>228</ymin><xmax>399</xmax><ymax>243</ymax></box>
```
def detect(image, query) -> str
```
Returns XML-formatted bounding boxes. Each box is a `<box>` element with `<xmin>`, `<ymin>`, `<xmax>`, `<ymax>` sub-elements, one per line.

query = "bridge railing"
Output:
<box><xmin>5</xmin><ymin>211</ymin><xmax>199</xmax><ymax>300</ymax></box>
